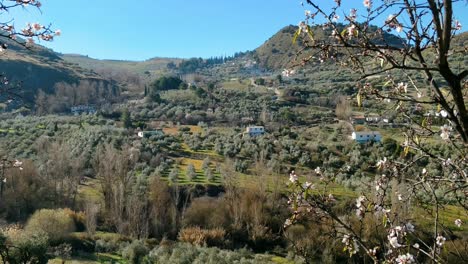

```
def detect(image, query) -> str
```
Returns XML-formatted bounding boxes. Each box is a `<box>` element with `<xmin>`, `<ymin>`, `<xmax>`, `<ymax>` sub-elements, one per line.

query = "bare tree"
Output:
<box><xmin>93</xmin><ymin>143</ymin><xmax>139</xmax><ymax>234</ymax></box>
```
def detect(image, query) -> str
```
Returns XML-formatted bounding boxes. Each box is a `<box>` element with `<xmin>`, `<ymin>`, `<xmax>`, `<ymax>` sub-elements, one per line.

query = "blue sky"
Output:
<box><xmin>8</xmin><ymin>0</ymin><xmax>467</xmax><ymax>61</ymax></box>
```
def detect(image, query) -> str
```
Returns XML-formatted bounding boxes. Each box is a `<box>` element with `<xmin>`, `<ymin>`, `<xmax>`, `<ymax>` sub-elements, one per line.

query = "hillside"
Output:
<box><xmin>61</xmin><ymin>54</ymin><xmax>182</xmax><ymax>77</ymax></box>
<box><xmin>0</xmin><ymin>38</ymin><xmax>112</xmax><ymax>105</ymax></box>
<box><xmin>254</xmin><ymin>24</ymin><xmax>406</xmax><ymax>70</ymax></box>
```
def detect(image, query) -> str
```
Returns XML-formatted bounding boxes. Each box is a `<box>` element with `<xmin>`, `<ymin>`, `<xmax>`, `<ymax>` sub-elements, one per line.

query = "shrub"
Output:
<box><xmin>178</xmin><ymin>227</ymin><xmax>226</xmax><ymax>247</ymax></box>
<box><xmin>63</xmin><ymin>208</ymin><xmax>86</xmax><ymax>232</ymax></box>
<box><xmin>25</xmin><ymin>209</ymin><xmax>75</xmax><ymax>242</ymax></box>
<box><xmin>2</xmin><ymin>226</ymin><xmax>50</xmax><ymax>264</ymax></box>
<box><xmin>122</xmin><ymin>240</ymin><xmax>149</xmax><ymax>264</ymax></box>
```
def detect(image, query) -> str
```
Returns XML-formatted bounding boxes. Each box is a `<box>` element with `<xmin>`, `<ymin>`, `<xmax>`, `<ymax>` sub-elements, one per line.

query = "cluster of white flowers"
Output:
<box><xmin>436</xmin><ymin>235</ymin><xmax>446</xmax><ymax>247</ymax></box>
<box><xmin>395</xmin><ymin>253</ymin><xmax>415</xmax><ymax>264</ymax></box>
<box><xmin>289</xmin><ymin>171</ymin><xmax>298</xmax><ymax>183</ymax></box>
<box><xmin>356</xmin><ymin>195</ymin><xmax>366</xmax><ymax>219</ymax></box>
<box><xmin>15</xmin><ymin>0</ymin><xmax>42</xmax><ymax>7</ymax></box>
<box><xmin>376</xmin><ymin>157</ymin><xmax>387</xmax><ymax>169</ymax></box>
<box><xmin>342</xmin><ymin>234</ymin><xmax>359</xmax><ymax>255</ymax></box>
<box><xmin>453</xmin><ymin>20</ymin><xmax>462</xmax><ymax>31</ymax></box>
<box><xmin>385</xmin><ymin>14</ymin><xmax>403</xmax><ymax>32</ymax></box>
<box><xmin>455</xmin><ymin>219</ymin><xmax>463</xmax><ymax>228</ymax></box>
<box><xmin>396</xmin><ymin>82</ymin><xmax>408</xmax><ymax>93</ymax></box>
<box><xmin>314</xmin><ymin>167</ymin><xmax>321</xmax><ymax>174</ymax></box>
<box><xmin>346</xmin><ymin>24</ymin><xmax>357</xmax><ymax>39</ymax></box>
<box><xmin>13</xmin><ymin>159</ymin><xmax>23</xmax><ymax>170</ymax></box>
<box><xmin>387</xmin><ymin>224</ymin><xmax>414</xmax><ymax>249</ymax></box>
<box><xmin>440</xmin><ymin>125</ymin><xmax>452</xmax><ymax>140</ymax></box>
<box><xmin>282</xmin><ymin>69</ymin><xmax>295</xmax><ymax>77</ymax></box>
<box><xmin>375</xmin><ymin>174</ymin><xmax>387</xmax><ymax>192</ymax></box>
<box><xmin>347</xmin><ymin>9</ymin><xmax>357</xmax><ymax>22</ymax></box>
<box><xmin>363</xmin><ymin>0</ymin><xmax>372</xmax><ymax>9</ymax></box>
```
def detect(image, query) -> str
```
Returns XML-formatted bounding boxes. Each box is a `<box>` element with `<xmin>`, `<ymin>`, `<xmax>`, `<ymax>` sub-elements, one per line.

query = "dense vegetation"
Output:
<box><xmin>0</xmin><ymin>8</ymin><xmax>466</xmax><ymax>263</ymax></box>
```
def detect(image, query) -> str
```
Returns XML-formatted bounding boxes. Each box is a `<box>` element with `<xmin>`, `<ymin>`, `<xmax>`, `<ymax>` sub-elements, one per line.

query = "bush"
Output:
<box><xmin>178</xmin><ymin>227</ymin><xmax>226</xmax><ymax>247</ymax></box>
<box><xmin>2</xmin><ymin>226</ymin><xmax>50</xmax><ymax>264</ymax></box>
<box><xmin>25</xmin><ymin>209</ymin><xmax>75</xmax><ymax>242</ymax></box>
<box><xmin>122</xmin><ymin>240</ymin><xmax>149</xmax><ymax>264</ymax></box>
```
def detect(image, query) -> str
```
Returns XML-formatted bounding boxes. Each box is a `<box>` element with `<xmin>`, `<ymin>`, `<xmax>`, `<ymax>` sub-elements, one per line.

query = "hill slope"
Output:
<box><xmin>0</xmin><ymin>39</ymin><xmax>111</xmax><ymax>105</ymax></box>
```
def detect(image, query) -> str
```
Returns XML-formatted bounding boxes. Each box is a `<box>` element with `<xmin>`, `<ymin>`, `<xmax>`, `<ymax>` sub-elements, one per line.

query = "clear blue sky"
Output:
<box><xmin>9</xmin><ymin>0</ymin><xmax>467</xmax><ymax>61</ymax></box>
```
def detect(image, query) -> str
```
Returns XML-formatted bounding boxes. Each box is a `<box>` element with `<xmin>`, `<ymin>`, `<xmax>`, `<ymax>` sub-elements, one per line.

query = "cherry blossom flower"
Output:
<box><xmin>363</xmin><ymin>0</ymin><xmax>372</xmax><ymax>9</ymax></box>
<box><xmin>413</xmin><ymin>243</ymin><xmax>419</xmax><ymax>249</ymax></box>
<box><xmin>455</xmin><ymin>219</ymin><xmax>463</xmax><ymax>228</ymax></box>
<box><xmin>453</xmin><ymin>20</ymin><xmax>462</xmax><ymax>31</ymax></box>
<box><xmin>289</xmin><ymin>171</ymin><xmax>298</xmax><ymax>183</ymax></box>
<box><xmin>332</xmin><ymin>14</ymin><xmax>340</xmax><ymax>22</ymax></box>
<box><xmin>397</xmin><ymin>82</ymin><xmax>408</xmax><ymax>93</ymax></box>
<box><xmin>282</xmin><ymin>69</ymin><xmax>295</xmax><ymax>77</ymax></box>
<box><xmin>439</xmin><ymin>110</ymin><xmax>448</xmax><ymax>118</ymax></box>
<box><xmin>55</xmin><ymin>30</ymin><xmax>61</xmax><ymax>36</ymax></box>
<box><xmin>13</xmin><ymin>160</ymin><xmax>23</xmax><ymax>168</ymax></box>
<box><xmin>302</xmin><ymin>181</ymin><xmax>313</xmax><ymax>189</ymax></box>
<box><xmin>386</xmin><ymin>14</ymin><xmax>403</xmax><ymax>32</ymax></box>
<box><xmin>376</xmin><ymin>157</ymin><xmax>387</xmax><ymax>169</ymax></box>
<box><xmin>349</xmin><ymin>9</ymin><xmax>357</xmax><ymax>21</ymax></box>
<box><xmin>440</xmin><ymin>125</ymin><xmax>452</xmax><ymax>140</ymax></box>
<box><xmin>388</xmin><ymin>235</ymin><xmax>402</xmax><ymax>248</ymax></box>
<box><xmin>342</xmin><ymin>234</ymin><xmax>359</xmax><ymax>255</ymax></box>
<box><xmin>395</xmin><ymin>253</ymin><xmax>415</xmax><ymax>264</ymax></box>
<box><xmin>314</xmin><ymin>167</ymin><xmax>321</xmax><ymax>174</ymax></box>
<box><xmin>346</xmin><ymin>24</ymin><xmax>357</xmax><ymax>38</ymax></box>
<box><xmin>436</xmin><ymin>235</ymin><xmax>446</xmax><ymax>247</ymax></box>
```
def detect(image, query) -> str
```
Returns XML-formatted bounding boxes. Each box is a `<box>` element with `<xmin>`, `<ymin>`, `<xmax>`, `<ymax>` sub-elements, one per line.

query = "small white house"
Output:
<box><xmin>245</xmin><ymin>126</ymin><xmax>265</xmax><ymax>137</ymax></box>
<box><xmin>352</xmin><ymin>131</ymin><xmax>382</xmax><ymax>143</ymax></box>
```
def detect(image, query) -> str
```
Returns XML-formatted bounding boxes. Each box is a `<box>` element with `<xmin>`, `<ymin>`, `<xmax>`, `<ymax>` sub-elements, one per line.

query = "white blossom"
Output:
<box><xmin>388</xmin><ymin>235</ymin><xmax>402</xmax><ymax>248</ymax></box>
<box><xmin>13</xmin><ymin>160</ymin><xmax>23</xmax><ymax>167</ymax></box>
<box><xmin>397</xmin><ymin>82</ymin><xmax>408</xmax><ymax>93</ymax></box>
<box><xmin>282</xmin><ymin>69</ymin><xmax>295</xmax><ymax>77</ymax></box>
<box><xmin>314</xmin><ymin>167</ymin><xmax>321</xmax><ymax>174</ymax></box>
<box><xmin>440</xmin><ymin>125</ymin><xmax>452</xmax><ymax>140</ymax></box>
<box><xmin>376</xmin><ymin>157</ymin><xmax>387</xmax><ymax>169</ymax></box>
<box><xmin>289</xmin><ymin>171</ymin><xmax>298</xmax><ymax>183</ymax></box>
<box><xmin>455</xmin><ymin>219</ymin><xmax>463</xmax><ymax>228</ymax></box>
<box><xmin>395</xmin><ymin>253</ymin><xmax>415</xmax><ymax>264</ymax></box>
<box><xmin>363</xmin><ymin>0</ymin><xmax>372</xmax><ymax>9</ymax></box>
<box><xmin>440</xmin><ymin>110</ymin><xmax>448</xmax><ymax>118</ymax></box>
<box><xmin>436</xmin><ymin>235</ymin><xmax>446</xmax><ymax>247</ymax></box>
<box><xmin>453</xmin><ymin>20</ymin><xmax>462</xmax><ymax>30</ymax></box>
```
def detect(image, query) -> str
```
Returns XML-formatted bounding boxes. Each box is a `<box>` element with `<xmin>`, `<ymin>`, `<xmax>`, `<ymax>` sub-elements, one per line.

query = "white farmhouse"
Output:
<box><xmin>245</xmin><ymin>126</ymin><xmax>265</xmax><ymax>137</ymax></box>
<box><xmin>352</xmin><ymin>131</ymin><xmax>382</xmax><ymax>143</ymax></box>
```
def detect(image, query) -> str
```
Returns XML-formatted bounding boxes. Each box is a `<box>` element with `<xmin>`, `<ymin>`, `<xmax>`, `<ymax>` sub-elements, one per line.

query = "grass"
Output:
<box><xmin>49</xmin><ymin>253</ymin><xmax>125</xmax><ymax>264</ymax></box>
<box><xmin>163</xmin><ymin>125</ymin><xmax>202</xmax><ymax>136</ymax></box>
<box><xmin>77</xmin><ymin>177</ymin><xmax>104</xmax><ymax>203</ymax></box>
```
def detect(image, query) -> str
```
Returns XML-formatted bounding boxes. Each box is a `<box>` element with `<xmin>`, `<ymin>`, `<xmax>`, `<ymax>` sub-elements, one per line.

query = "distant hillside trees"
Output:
<box><xmin>35</xmin><ymin>80</ymin><xmax>119</xmax><ymax>114</ymax></box>
<box><xmin>148</xmin><ymin>76</ymin><xmax>187</xmax><ymax>102</ymax></box>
